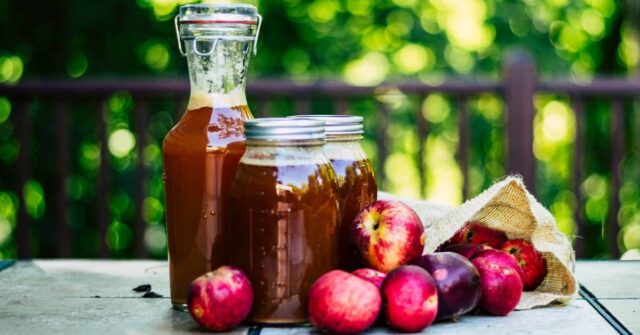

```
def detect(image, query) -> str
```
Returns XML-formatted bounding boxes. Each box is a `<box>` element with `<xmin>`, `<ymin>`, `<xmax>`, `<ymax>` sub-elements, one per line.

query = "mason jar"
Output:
<box><xmin>228</xmin><ymin>118</ymin><xmax>339</xmax><ymax>324</ymax></box>
<box><xmin>290</xmin><ymin>115</ymin><xmax>377</xmax><ymax>271</ymax></box>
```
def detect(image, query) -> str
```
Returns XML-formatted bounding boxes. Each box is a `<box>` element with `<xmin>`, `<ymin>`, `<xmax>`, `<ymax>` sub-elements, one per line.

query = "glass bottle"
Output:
<box><xmin>229</xmin><ymin>119</ymin><xmax>340</xmax><ymax>324</ymax></box>
<box><xmin>290</xmin><ymin>115</ymin><xmax>377</xmax><ymax>270</ymax></box>
<box><xmin>163</xmin><ymin>4</ymin><xmax>261</xmax><ymax>310</ymax></box>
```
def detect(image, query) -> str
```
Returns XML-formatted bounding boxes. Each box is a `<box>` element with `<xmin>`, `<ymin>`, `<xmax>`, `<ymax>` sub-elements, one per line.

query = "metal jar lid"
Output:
<box><xmin>288</xmin><ymin>115</ymin><xmax>364</xmax><ymax>137</ymax></box>
<box><xmin>244</xmin><ymin>118</ymin><xmax>326</xmax><ymax>142</ymax></box>
<box><xmin>175</xmin><ymin>4</ymin><xmax>262</xmax><ymax>56</ymax></box>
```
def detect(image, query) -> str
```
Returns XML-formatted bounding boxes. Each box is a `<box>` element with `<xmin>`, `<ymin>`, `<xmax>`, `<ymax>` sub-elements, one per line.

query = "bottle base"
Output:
<box><xmin>172</xmin><ymin>303</ymin><xmax>188</xmax><ymax>312</ymax></box>
<box><xmin>248</xmin><ymin>318</ymin><xmax>309</xmax><ymax>326</ymax></box>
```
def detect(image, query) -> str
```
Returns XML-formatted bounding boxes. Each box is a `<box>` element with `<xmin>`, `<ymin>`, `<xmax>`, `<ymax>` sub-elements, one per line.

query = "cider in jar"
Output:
<box><xmin>290</xmin><ymin>115</ymin><xmax>377</xmax><ymax>270</ymax></box>
<box><xmin>229</xmin><ymin>119</ymin><xmax>339</xmax><ymax>324</ymax></box>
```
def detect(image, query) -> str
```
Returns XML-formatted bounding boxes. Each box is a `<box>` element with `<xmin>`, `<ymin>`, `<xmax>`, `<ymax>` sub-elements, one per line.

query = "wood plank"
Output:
<box><xmin>377</xmin><ymin>103</ymin><xmax>389</xmax><ymax>188</ymax></box>
<box><xmin>1</xmin><ymin>260</ymin><xmax>633</xmax><ymax>334</ymax></box>
<box><xmin>335</xmin><ymin>98</ymin><xmax>349</xmax><ymax>115</ymax></box>
<box><xmin>261</xmin><ymin>301</ymin><xmax>615</xmax><ymax>335</ymax></box>
<box><xmin>571</xmin><ymin>97</ymin><xmax>585</xmax><ymax>257</ymax></box>
<box><xmin>457</xmin><ymin>97</ymin><xmax>469</xmax><ymax>199</ymax></box>
<box><xmin>134</xmin><ymin>99</ymin><xmax>149</xmax><ymax>258</ymax></box>
<box><xmin>575</xmin><ymin>261</ymin><xmax>640</xmax><ymax>299</ymax></box>
<box><xmin>0</xmin><ymin>297</ymin><xmax>249</xmax><ymax>335</ymax></box>
<box><xmin>0</xmin><ymin>260</ymin><xmax>170</xmax><ymax>298</ymax></box>
<box><xmin>609</xmin><ymin>100</ymin><xmax>623</xmax><ymax>258</ymax></box>
<box><xmin>55</xmin><ymin>101</ymin><xmax>71</xmax><ymax>257</ymax></box>
<box><xmin>416</xmin><ymin>96</ymin><xmax>428</xmax><ymax>198</ymax></box>
<box><xmin>0</xmin><ymin>260</ymin><xmax>15</xmax><ymax>272</ymax></box>
<box><xmin>598</xmin><ymin>300</ymin><xmax>640</xmax><ymax>334</ymax></box>
<box><xmin>14</xmin><ymin>100</ymin><xmax>31</xmax><ymax>258</ymax></box>
<box><xmin>294</xmin><ymin>98</ymin><xmax>310</xmax><ymax>115</ymax></box>
<box><xmin>97</xmin><ymin>101</ymin><xmax>110</xmax><ymax>258</ymax></box>
<box><xmin>503</xmin><ymin>52</ymin><xmax>537</xmax><ymax>195</ymax></box>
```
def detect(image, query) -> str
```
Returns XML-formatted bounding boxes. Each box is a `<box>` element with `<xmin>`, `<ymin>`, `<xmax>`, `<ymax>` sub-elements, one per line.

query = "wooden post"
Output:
<box><xmin>571</xmin><ymin>98</ymin><xmax>585</xmax><ymax>258</ymax></box>
<box><xmin>609</xmin><ymin>100</ymin><xmax>624</xmax><ymax>258</ymax></box>
<box><xmin>503</xmin><ymin>52</ymin><xmax>537</xmax><ymax>194</ymax></box>
<box><xmin>134</xmin><ymin>99</ymin><xmax>149</xmax><ymax>258</ymax></box>
<box><xmin>97</xmin><ymin>101</ymin><xmax>110</xmax><ymax>258</ymax></box>
<box><xmin>457</xmin><ymin>97</ymin><xmax>469</xmax><ymax>199</ymax></box>
<box><xmin>55</xmin><ymin>101</ymin><xmax>71</xmax><ymax>257</ymax></box>
<box><xmin>14</xmin><ymin>100</ymin><xmax>31</xmax><ymax>259</ymax></box>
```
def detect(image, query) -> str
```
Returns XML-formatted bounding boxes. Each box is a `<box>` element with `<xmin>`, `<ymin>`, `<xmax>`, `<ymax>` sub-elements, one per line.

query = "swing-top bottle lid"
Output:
<box><xmin>175</xmin><ymin>4</ymin><xmax>262</xmax><ymax>56</ymax></box>
<box><xmin>178</xmin><ymin>4</ymin><xmax>259</xmax><ymax>25</ymax></box>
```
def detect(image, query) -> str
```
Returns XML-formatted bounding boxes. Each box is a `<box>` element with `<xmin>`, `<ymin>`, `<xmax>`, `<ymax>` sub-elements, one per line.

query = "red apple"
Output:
<box><xmin>445</xmin><ymin>222</ymin><xmax>507</xmax><ymax>249</ymax></box>
<box><xmin>187</xmin><ymin>266</ymin><xmax>253</xmax><ymax>331</ymax></box>
<box><xmin>412</xmin><ymin>252</ymin><xmax>482</xmax><ymax>320</ymax></box>
<box><xmin>352</xmin><ymin>268</ymin><xmax>386</xmax><ymax>289</ymax></box>
<box><xmin>472</xmin><ymin>249</ymin><xmax>525</xmax><ymax>286</ymax></box>
<box><xmin>443</xmin><ymin>243</ymin><xmax>493</xmax><ymax>259</ymax></box>
<box><xmin>501</xmin><ymin>239</ymin><xmax>547</xmax><ymax>290</ymax></box>
<box><xmin>308</xmin><ymin>270</ymin><xmax>381</xmax><ymax>334</ymax></box>
<box><xmin>381</xmin><ymin>265</ymin><xmax>438</xmax><ymax>332</ymax></box>
<box><xmin>471</xmin><ymin>256</ymin><xmax>523</xmax><ymax>316</ymax></box>
<box><xmin>352</xmin><ymin>200</ymin><xmax>425</xmax><ymax>273</ymax></box>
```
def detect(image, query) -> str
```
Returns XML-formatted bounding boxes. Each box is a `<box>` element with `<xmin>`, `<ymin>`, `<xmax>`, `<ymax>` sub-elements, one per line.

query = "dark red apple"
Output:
<box><xmin>446</xmin><ymin>222</ymin><xmax>507</xmax><ymax>249</ymax></box>
<box><xmin>352</xmin><ymin>200</ymin><xmax>425</xmax><ymax>273</ymax></box>
<box><xmin>471</xmin><ymin>256</ymin><xmax>523</xmax><ymax>316</ymax></box>
<box><xmin>352</xmin><ymin>268</ymin><xmax>386</xmax><ymax>289</ymax></box>
<box><xmin>187</xmin><ymin>266</ymin><xmax>253</xmax><ymax>331</ymax></box>
<box><xmin>381</xmin><ymin>265</ymin><xmax>438</xmax><ymax>332</ymax></box>
<box><xmin>412</xmin><ymin>252</ymin><xmax>482</xmax><ymax>320</ymax></box>
<box><xmin>501</xmin><ymin>239</ymin><xmax>547</xmax><ymax>290</ymax></box>
<box><xmin>308</xmin><ymin>270</ymin><xmax>381</xmax><ymax>334</ymax></box>
<box><xmin>472</xmin><ymin>249</ymin><xmax>525</xmax><ymax>285</ymax></box>
<box><xmin>443</xmin><ymin>243</ymin><xmax>493</xmax><ymax>259</ymax></box>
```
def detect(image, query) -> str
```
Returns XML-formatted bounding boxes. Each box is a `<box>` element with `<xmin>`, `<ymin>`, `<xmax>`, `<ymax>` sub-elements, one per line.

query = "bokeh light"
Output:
<box><xmin>108</xmin><ymin>129</ymin><xmax>136</xmax><ymax>158</ymax></box>
<box><xmin>66</xmin><ymin>52</ymin><xmax>88</xmax><ymax>78</ymax></box>
<box><xmin>106</xmin><ymin>220</ymin><xmax>133</xmax><ymax>251</ymax></box>
<box><xmin>23</xmin><ymin>179</ymin><xmax>45</xmax><ymax>219</ymax></box>
<box><xmin>138</xmin><ymin>40</ymin><xmax>171</xmax><ymax>72</ymax></box>
<box><xmin>0</xmin><ymin>97</ymin><xmax>11</xmax><ymax>123</ymax></box>
<box><xmin>0</xmin><ymin>55</ymin><xmax>23</xmax><ymax>84</ymax></box>
<box><xmin>343</xmin><ymin>52</ymin><xmax>389</xmax><ymax>86</ymax></box>
<box><xmin>144</xmin><ymin>225</ymin><xmax>167</xmax><ymax>255</ymax></box>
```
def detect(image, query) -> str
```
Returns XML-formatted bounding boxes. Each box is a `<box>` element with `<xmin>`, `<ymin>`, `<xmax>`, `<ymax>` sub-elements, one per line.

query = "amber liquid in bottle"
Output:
<box><xmin>331</xmin><ymin>158</ymin><xmax>377</xmax><ymax>270</ymax></box>
<box><xmin>229</xmin><ymin>162</ymin><xmax>339</xmax><ymax>324</ymax></box>
<box><xmin>163</xmin><ymin>104</ymin><xmax>252</xmax><ymax>308</ymax></box>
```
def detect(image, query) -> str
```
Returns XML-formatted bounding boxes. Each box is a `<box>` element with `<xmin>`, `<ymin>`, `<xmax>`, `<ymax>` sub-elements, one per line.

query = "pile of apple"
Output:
<box><xmin>185</xmin><ymin>200</ymin><xmax>548</xmax><ymax>333</ymax></box>
<box><xmin>308</xmin><ymin>201</ymin><xmax>548</xmax><ymax>333</ymax></box>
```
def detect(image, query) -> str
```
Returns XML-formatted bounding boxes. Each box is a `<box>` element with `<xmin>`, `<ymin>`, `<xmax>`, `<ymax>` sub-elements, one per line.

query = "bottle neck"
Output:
<box><xmin>185</xmin><ymin>39</ymin><xmax>251</xmax><ymax>110</ymax></box>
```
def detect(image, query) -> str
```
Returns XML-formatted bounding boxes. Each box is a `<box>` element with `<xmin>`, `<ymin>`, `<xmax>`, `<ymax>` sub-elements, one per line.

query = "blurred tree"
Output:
<box><xmin>0</xmin><ymin>0</ymin><xmax>638</xmax><ymax>259</ymax></box>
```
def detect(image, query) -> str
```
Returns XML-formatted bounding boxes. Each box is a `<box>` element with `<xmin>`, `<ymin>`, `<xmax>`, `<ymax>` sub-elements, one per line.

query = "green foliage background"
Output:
<box><xmin>0</xmin><ymin>0</ymin><xmax>639</xmax><ymax>259</ymax></box>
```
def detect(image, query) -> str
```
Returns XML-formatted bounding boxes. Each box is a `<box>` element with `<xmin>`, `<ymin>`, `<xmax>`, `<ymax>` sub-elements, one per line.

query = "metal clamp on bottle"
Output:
<box><xmin>174</xmin><ymin>4</ymin><xmax>262</xmax><ymax>57</ymax></box>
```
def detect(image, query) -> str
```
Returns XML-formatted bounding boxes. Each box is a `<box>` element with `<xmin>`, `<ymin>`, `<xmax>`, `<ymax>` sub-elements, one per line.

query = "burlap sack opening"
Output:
<box><xmin>380</xmin><ymin>175</ymin><xmax>578</xmax><ymax>310</ymax></box>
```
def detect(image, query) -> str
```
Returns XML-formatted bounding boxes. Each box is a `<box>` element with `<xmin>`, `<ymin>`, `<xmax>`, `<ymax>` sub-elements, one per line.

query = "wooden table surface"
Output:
<box><xmin>0</xmin><ymin>260</ymin><xmax>637</xmax><ymax>334</ymax></box>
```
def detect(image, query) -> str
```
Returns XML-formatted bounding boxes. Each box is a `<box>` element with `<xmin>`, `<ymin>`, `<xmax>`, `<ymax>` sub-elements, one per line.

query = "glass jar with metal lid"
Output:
<box><xmin>228</xmin><ymin>118</ymin><xmax>339</xmax><ymax>324</ymax></box>
<box><xmin>289</xmin><ymin>115</ymin><xmax>377</xmax><ymax>271</ymax></box>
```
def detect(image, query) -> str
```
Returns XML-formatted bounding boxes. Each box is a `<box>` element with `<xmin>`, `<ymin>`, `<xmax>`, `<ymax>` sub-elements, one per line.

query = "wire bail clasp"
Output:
<box><xmin>174</xmin><ymin>13</ymin><xmax>262</xmax><ymax>57</ymax></box>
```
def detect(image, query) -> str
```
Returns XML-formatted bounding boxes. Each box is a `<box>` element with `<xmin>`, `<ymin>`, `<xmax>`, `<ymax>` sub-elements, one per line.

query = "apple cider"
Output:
<box><xmin>165</xmin><ymin>4</ymin><xmax>260</xmax><ymax>310</ymax></box>
<box><xmin>229</xmin><ymin>119</ymin><xmax>339</xmax><ymax>324</ymax></box>
<box><xmin>289</xmin><ymin>115</ymin><xmax>377</xmax><ymax>270</ymax></box>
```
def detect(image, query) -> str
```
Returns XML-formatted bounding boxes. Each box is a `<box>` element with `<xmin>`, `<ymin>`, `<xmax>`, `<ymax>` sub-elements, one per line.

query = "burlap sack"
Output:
<box><xmin>380</xmin><ymin>176</ymin><xmax>577</xmax><ymax>310</ymax></box>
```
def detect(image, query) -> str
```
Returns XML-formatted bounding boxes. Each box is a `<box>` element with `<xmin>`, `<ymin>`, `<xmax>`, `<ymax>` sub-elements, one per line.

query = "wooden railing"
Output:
<box><xmin>1</xmin><ymin>52</ymin><xmax>638</xmax><ymax>259</ymax></box>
